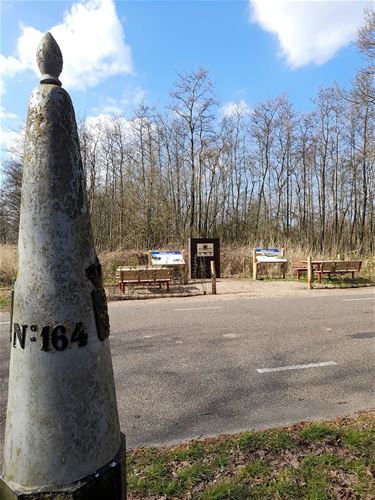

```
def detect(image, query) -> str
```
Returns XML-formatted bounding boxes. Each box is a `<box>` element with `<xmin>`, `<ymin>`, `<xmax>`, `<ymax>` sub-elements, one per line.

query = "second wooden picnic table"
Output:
<box><xmin>301</xmin><ymin>260</ymin><xmax>362</xmax><ymax>284</ymax></box>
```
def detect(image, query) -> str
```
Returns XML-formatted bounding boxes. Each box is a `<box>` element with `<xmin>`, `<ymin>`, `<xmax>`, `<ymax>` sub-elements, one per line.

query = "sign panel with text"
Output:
<box><xmin>150</xmin><ymin>250</ymin><xmax>185</xmax><ymax>266</ymax></box>
<box><xmin>197</xmin><ymin>243</ymin><xmax>214</xmax><ymax>257</ymax></box>
<box><xmin>255</xmin><ymin>248</ymin><xmax>287</xmax><ymax>263</ymax></box>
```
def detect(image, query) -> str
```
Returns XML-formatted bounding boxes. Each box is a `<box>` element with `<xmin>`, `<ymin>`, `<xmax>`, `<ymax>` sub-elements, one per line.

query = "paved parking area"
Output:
<box><xmin>1</xmin><ymin>286</ymin><xmax>374</xmax><ymax>452</ymax></box>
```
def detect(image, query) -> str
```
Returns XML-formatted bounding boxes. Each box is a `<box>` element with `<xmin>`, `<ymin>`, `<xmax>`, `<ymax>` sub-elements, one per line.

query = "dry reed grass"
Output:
<box><xmin>221</xmin><ymin>244</ymin><xmax>374</xmax><ymax>280</ymax></box>
<box><xmin>99</xmin><ymin>249</ymin><xmax>149</xmax><ymax>283</ymax></box>
<box><xmin>0</xmin><ymin>243</ymin><xmax>373</xmax><ymax>288</ymax></box>
<box><xmin>99</xmin><ymin>244</ymin><xmax>375</xmax><ymax>282</ymax></box>
<box><xmin>0</xmin><ymin>245</ymin><xmax>17</xmax><ymax>286</ymax></box>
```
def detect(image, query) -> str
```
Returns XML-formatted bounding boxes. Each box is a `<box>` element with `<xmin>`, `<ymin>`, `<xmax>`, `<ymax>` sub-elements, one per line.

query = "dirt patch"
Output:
<box><xmin>106</xmin><ymin>278</ymin><xmax>374</xmax><ymax>302</ymax></box>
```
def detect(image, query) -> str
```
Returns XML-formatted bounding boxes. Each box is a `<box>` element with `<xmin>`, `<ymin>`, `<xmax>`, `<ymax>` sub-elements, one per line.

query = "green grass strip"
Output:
<box><xmin>127</xmin><ymin>412</ymin><xmax>375</xmax><ymax>499</ymax></box>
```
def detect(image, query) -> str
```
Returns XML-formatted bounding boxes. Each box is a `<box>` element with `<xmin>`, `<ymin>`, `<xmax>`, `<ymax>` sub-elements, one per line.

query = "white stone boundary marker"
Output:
<box><xmin>0</xmin><ymin>33</ymin><xmax>126</xmax><ymax>499</ymax></box>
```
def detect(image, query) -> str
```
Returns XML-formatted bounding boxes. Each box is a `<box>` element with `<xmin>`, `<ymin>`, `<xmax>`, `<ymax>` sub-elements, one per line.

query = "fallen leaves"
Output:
<box><xmin>127</xmin><ymin>411</ymin><xmax>375</xmax><ymax>499</ymax></box>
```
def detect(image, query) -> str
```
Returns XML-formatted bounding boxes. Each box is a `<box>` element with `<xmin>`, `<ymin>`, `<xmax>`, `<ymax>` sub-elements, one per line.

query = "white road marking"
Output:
<box><xmin>0</xmin><ymin>321</ymin><xmax>10</xmax><ymax>325</ymax></box>
<box><xmin>174</xmin><ymin>306</ymin><xmax>222</xmax><ymax>311</ymax></box>
<box><xmin>222</xmin><ymin>334</ymin><xmax>239</xmax><ymax>338</ymax></box>
<box><xmin>342</xmin><ymin>298</ymin><xmax>374</xmax><ymax>302</ymax></box>
<box><xmin>257</xmin><ymin>361</ymin><xmax>337</xmax><ymax>374</ymax></box>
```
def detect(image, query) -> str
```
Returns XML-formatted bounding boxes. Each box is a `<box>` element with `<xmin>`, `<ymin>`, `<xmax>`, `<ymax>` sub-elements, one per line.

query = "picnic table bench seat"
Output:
<box><xmin>315</xmin><ymin>260</ymin><xmax>362</xmax><ymax>284</ymax></box>
<box><xmin>291</xmin><ymin>261</ymin><xmax>308</xmax><ymax>279</ymax></box>
<box><xmin>292</xmin><ymin>260</ymin><xmax>362</xmax><ymax>283</ymax></box>
<box><xmin>116</xmin><ymin>267</ymin><xmax>171</xmax><ymax>293</ymax></box>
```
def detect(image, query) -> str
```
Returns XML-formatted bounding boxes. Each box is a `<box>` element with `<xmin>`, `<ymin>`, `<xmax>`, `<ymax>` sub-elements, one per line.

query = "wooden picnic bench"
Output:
<box><xmin>314</xmin><ymin>260</ymin><xmax>362</xmax><ymax>284</ymax></box>
<box><xmin>291</xmin><ymin>261</ymin><xmax>308</xmax><ymax>279</ymax></box>
<box><xmin>115</xmin><ymin>267</ymin><xmax>171</xmax><ymax>293</ymax></box>
<box><xmin>293</xmin><ymin>260</ymin><xmax>362</xmax><ymax>284</ymax></box>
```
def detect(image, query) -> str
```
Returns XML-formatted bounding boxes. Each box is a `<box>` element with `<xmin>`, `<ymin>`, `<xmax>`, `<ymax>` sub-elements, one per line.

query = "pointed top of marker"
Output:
<box><xmin>36</xmin><ymin>32</ymin><xmax>63</xmax><ymax>86</ymax></box>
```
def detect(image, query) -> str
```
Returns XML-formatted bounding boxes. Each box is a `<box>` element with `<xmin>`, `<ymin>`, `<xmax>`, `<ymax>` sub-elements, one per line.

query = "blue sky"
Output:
<box><xmin>0</xmin><ymin>0</ymin><xmax>372</xmax><ymax>155</ymax></box>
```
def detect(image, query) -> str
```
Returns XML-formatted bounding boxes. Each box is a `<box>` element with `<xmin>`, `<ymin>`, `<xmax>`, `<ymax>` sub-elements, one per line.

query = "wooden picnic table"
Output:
<box><xmin>300</xmin><ymin>260</ymin><xmax>362</xmax><ymax>284</ymax></box>
<box><xmin>300</xmin><ymin>260</ymin><xmax>334</xmax><ymax>284</ymax></box>
<box><xmin>301</xmin><ymin>259</ymin><xmax>336</xmax><ymax>268</ymax></box>
<box><xmin>115</xmin><ymin>267</ymin><xmax>171</xmax><ymax>293</ymax></box>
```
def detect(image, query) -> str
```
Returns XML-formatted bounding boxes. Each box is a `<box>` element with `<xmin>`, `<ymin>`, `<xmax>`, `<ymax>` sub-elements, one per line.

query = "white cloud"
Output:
<box><xmin>0</xmin><ymin>107</ymin><xmax>19</xmax><ymax>120</ymax></box>
<box><xmin>1</xmin><ymin>0</ymin><xmax>132</xmax><ymax>93</ymax></box>
<box><xmin>222</xmin><ymin>100</ymin><xmax>250</xmax><ymax>117</ymax></box>
<box><xmin>84</xmin><ymin>112</ymin><xmax>158</xmax><ymax>148</ymax></box>
<box><xmin>0</xmin><ymin>129</ymin><xmax>20</xmax><ymax>148</ymax></box>
<box><xmin>93</xmin><ymin>86</ymin><xmax>146</xmax><ymax>114</ymax></box>
<box><xmin>0</xmin><ymin>127</ymin><xmax>24</xmax><ymax>157</ymax></box>
<box><xmin>250</xmin><ymin>0</ymin><xmax>372</xmax><ymax>67</ymax></box>
<box><xmin>86</xmin><ymin>113</ymin><xmax>120</xmax><ymax>129</ymax></box>
<box><xmin>0</xmin><ymin>107</ymin><xmax>23</xmax><ymax>157</ymax></box>
<box><xmin>85</xmin><ymin>113</ymin><xmax>135</xmax><ymax>139</ymax></box>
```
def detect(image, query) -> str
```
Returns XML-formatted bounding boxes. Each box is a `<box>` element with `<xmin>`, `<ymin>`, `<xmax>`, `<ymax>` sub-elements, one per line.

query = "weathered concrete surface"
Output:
<box><xmin>36</xmin><ymin>32</ymin><xmax>63</xmax><ymax>86</ymax></box>
<box><xmin>0</xmin><ymin>436</ymin><xmax>125</xmax><ymax>499</ymax></box>
<box><xmin>1</xmin><ymin>33</ymin><xmax>123</xmax><ymax>497</ymax></box>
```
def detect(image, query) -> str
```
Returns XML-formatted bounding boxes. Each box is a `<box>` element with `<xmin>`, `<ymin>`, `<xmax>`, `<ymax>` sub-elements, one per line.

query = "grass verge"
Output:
<box><xmin>127</xmin><ymin>412</ymin><xmax>374</xmax><ymax>499</ymax></box>
<box><xmin>0</xmin><ymin>288</ymin><xmax>11</xmax><ymax>312</ymax></box>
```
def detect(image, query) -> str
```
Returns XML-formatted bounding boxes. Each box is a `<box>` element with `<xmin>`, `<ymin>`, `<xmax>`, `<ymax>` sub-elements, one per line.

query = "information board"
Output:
<box><xmin>150</xmin><ymin>250</ymin><xmax>185</xmax><ymax>266</ymax></box>
<box><xmin>197</xmin><ymin>243</ymin><xmax>214</xmax><ymax>257</ymax></box>
<box><xmin>255</xmin><ymin>248</ymin><xmax>287</xmax><ymax>263</ymax></box>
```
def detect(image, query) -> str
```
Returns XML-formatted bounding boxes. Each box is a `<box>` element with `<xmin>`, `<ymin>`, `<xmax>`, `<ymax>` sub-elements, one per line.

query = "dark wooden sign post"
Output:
<box><xmin>188</xmin><ymin>238</ymin><xmax>220</xmax><ymax>280</ymax></box>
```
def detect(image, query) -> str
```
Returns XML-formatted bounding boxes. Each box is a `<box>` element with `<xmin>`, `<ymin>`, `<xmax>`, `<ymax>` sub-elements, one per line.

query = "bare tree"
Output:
<box><xmin>0</xmin><ymin>159</ymin><xmax>23</xmax><ymax>243</ymax></box>
<box><xmin>3</xmin><ymin>64</ymin><xmax>374</xmax><ymax>256</ymax></box>
<box><xmin>170</xmin><ymin>67</ymin><xmax>217</xmax><ymax>236</ymax></box>
<box><xmin>356</xmin><ymin>7</ymin><xmax>375</xmax><ymax>61</ymax></box>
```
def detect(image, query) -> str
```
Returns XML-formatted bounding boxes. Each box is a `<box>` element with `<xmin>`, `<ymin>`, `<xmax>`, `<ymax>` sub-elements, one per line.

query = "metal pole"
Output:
<box><xmin>0</xmin><ymin>33</ymin><xmax>125</xmax><ymax>499</ymax></box>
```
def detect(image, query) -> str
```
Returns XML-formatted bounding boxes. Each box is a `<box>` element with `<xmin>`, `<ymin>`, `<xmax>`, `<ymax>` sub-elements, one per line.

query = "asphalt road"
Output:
<box><xmin>0</xmin><ymin>288</ymin><xmax>374</xmax><ymax>453</ymax></box>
